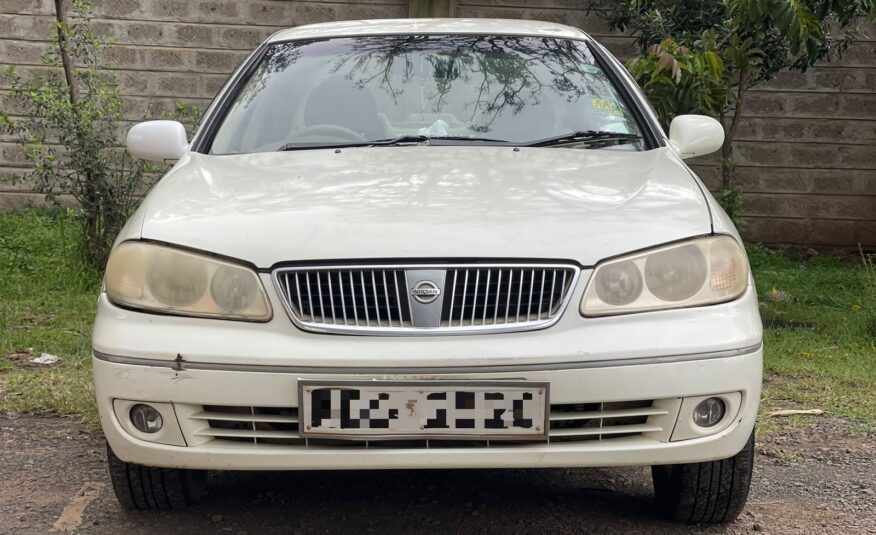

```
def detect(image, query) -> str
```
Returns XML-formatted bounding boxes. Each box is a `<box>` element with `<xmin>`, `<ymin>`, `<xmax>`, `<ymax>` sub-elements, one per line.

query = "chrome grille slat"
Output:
<box><xmin>547</xmin><ymin>270</ymin><xmax>557</xmax><ymax>319</ymax></box>
<box><xmin>504</xmin><ymin>269</ymin><xmax>512</xmax><ymax>324</ymax></box>
<box><xmin>371</xmin><ymin>270</ymin><xmax>380</xmax><ymax>327</ymax></box>
<box><xmin>448</xmin><ymin>270</ymin><xmax>457</xmax><ymax>326</ymax></box>
<box><xmin>190</xmin><ymin>411</ymin><xmax>299</xmax><ymax>424</ymax></box>
<box><xmin>337</xmin><ymin>272</ymin><xmax>347</xmax><ymax>325</ymax></box>
<box><xmin>393</xmin><ymin>270</ymin><xmax>403</xmax><ymax>327</ymax></box>
<box><xmin>283</xmin><ymin>272</ymin><xmax>294</xmax><ymax>315</ymax></box>
<box><xmin>548</xmin><ymin>424</ymin><xmax>663</xmax><ymax>438</ymax></box>
<box><xmin>326</xmin><ymin>271</ymin><xmax>338</xmax><ymax>325</ymax></box>
<box><xmin>316</xmin><ymin>272</ymin><xmax>325</xmax><ymax>324</ymax></box>
<box><xmin>197</xmin><ymin>428</ymin><xmax>300</xmax><ymax>440</ymax></box>
<box><xmin>482</xmin><ymin>270</ymin><xmax>490</xmax><ymax>324</ymax></box>
<box><xmin>349</xmin><ymin>271</ymin><xmax>358</xmax><ymax>324</ymax></box>
<box><xmin>471</xmin><ymin>269</ymin><xmax>480</xmax><ymax>326</ymax></box>
<box><xmin>549</xmin><ymin>407</ymin><xmax>669</xmax><ymax>421</ymax></box>
<box><xmin>493</xmin><ymin>270</ymin><xmax>502</xmax><ymax>324</ymax></box>
<box><xmin>538</xmin><ymin>270</ymin><xmax>546</xmax><ymax>320</ymax></box>
<box><xmin>273</xmin><ymin>263</ymin><xmax>578</xmax><ymax>335</ymax></box>
<box><xmin>360</xmin><ymin>271</ymin><xmax>370</xmax><ymax>326</ymax></box>
<box><xmin>381</xmin><ymin>271</ymin><xmax>391</xmax><ymax>327</ymax></box>
<box><xmin>557</xmin><ymin>271</ymin><xmax>567</xmax><ymax>314</ymax></box>
<box><xmin>516</xmin><ymin>268</ymin><xmax>524</xmax><ymax>322</ymax></box>
<box><xmin>305</xmin><ymin>273</ymin><xmax>314</xmax><ymax>322</ymax></box>
<box><xmin>295</xmin><ymin>273</ymin><xmax>303</xmax><ymax>320</ymax></box>
<box><xmin>460</xmin><ymin>269</ymin><xmax>469</xmax><ymax>327</ymax></box>
<box><xmin>196</xmin><ymin>398</ymin><xmax>664</xmax><ymax>446</ymax></box>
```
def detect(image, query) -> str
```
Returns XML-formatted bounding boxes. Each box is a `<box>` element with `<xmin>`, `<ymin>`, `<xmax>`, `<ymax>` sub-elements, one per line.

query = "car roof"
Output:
<box><xmin>268</xmin><ymin>18</ymin><xmax>590</xmax><ymax>42</ymax></box>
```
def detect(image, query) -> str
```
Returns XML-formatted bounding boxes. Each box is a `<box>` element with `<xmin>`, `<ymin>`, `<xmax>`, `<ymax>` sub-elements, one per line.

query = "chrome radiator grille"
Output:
<box><xmin>276</xmin><ymin>269</ymin><xmax>412</xmax><ymax>328</ymax></box>
<box><xmin>272</xmin><ymin>263</ymin><xmax>579</xmax><ymax>335</ymax></box>
<box><xmin>442</xmin><ymin>267</ymin><xmax>572</xmax><ymax>327</ymax></box>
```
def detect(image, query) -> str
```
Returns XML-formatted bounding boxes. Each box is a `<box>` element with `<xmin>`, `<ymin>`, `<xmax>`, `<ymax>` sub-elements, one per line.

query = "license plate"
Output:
<box><xmin>299</xmin><ymin>381</ymin><xmax>548</xmax><ymax>440</ymax></box>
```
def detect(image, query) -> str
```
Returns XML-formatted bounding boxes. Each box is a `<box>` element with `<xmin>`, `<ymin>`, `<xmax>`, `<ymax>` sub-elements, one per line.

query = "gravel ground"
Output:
<box><xmin>1</xmin><ymin>416</ymin><xmax>874</xmax><ymax>534</ymax></box>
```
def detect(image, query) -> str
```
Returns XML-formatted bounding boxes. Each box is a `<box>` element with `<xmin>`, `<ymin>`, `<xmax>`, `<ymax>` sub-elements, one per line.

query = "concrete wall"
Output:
<box><xmin>2</xmin><ymin>0</ymin><xmax>874</xmax><ymax>247</ymax></box>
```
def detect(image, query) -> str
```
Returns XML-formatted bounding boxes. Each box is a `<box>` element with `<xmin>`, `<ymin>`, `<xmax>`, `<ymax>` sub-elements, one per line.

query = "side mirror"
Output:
<box><xmin>668</xmin><ymin>115</ymin><xmax>724</xmax><ymax>159</ymax></box>
<box><xmin>126</xmin><ymin>120</ymin><xmax>188</xmax><ymax>163</ymax></box>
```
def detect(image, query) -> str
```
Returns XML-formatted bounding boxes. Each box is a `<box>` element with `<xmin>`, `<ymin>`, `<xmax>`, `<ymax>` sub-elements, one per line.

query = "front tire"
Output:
<box><xmin>106</xmin><ymin>442</ymin><xmax>207</xmax><ymax>510</ymax></box>
<box><xmin>651</xmin><ymin>430</ymin><xmax>754</xmax><ymax>523</ymax></box>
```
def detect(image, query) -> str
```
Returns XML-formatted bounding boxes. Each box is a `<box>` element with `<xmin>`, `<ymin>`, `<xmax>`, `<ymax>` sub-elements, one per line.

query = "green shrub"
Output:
<box><xmin>1</xmin><ymin>1</ymin><xmax>153</xmax><ymax>268</ymax></box>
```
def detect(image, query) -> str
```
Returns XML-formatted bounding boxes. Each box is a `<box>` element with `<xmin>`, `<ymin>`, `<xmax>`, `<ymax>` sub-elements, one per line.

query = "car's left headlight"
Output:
<box><xmin>105</xmin><ymin>241</ymin><xmax>272</xmax><ymax>321</ymax></box>
<box><xmin>580</xmin><ymin>235</ymin><xmax>749</xmax><ymax>317</ymax></box>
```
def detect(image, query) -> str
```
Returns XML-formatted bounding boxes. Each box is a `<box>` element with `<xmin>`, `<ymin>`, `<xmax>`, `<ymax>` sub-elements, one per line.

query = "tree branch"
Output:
<box><xmin>721</xmin><ymin>66</ymin><xmax>747</xmax><ymax>189</ymax></box>
<box><xmin>726</xmin><ymin>67</ymin><xmax>747</xmax><ymax>155</ymax></box>
<box><xmin>53</xmin><ymin>0</ymin><xmax>78</xmax><ymax>105</ymax></box>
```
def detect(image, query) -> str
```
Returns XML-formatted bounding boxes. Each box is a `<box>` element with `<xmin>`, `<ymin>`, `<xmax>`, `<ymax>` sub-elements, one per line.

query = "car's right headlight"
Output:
<box><xmin>580</xmin><ymin>235</ymin><xmax>749</xmax><ymax>317</ymax></box>
<box><xmin>105</xmin><ymin>241</ymin><xmax>271</xmax><ymax>321</ymax></box>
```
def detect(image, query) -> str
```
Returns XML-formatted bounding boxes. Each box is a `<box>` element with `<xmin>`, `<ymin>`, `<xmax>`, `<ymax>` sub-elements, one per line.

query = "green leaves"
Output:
<box><xmin>602</xmin><ymin>0</ymin><xmax>871</xmax><ymax>139</ymax></box>
<box><xmin>725</xmin><ymin>33</ymin><xmax>764</xmax><ymax>74</ymax></box>
<box><xmin>627</xmin><ymin>37</ymin><xmax>731</xmax><ymax>129</ymax></box>
<box><xmin>601</xmin><ymin>0</ymin><xmax>871</xmax><ymax>92</ymax></box>
<box><xmin>704</xmin><ymin>50</ymin><xmax>724</xmax><ymax>76</ymax></box>
<box><xmin>655</xmin><ymin>47</ymin><xmax>682</xmax><ymax>80</ymax></box>
<box><xmin>732</xmin><ymin>0</ymin><xmax>825</xmax><ymax>65</ymax></box>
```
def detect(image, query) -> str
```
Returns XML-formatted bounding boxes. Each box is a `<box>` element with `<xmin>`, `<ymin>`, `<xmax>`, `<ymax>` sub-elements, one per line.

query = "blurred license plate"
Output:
<box><xmin>299</xmin><ymin>381</ymin><xmax>548</xmax><ymax>440</ymax></box>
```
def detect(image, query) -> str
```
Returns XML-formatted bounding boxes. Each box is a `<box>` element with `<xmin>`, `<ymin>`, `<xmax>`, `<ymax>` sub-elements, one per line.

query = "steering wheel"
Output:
<box><xmin>289</xmin><ymin>124</ymin><xmax>367</xmax><ymax>142</ymax></box>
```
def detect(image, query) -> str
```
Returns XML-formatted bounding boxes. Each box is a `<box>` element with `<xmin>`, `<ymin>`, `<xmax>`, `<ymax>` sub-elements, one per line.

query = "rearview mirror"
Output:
<box><xmin>668</xmin><ymin>115</ymin><xmax>724</xmax><ymax>159</ymax></box>
<box><xmin>126</xmin><ymin>120</ymin><xmax>188</xmax><ymax>163</ymax></box>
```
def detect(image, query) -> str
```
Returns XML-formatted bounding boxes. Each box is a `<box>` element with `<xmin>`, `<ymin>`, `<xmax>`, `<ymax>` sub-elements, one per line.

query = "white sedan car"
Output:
<box><xmin>95</xmin><ymin>18</ymin><xmax>762</xmax><ymax>523</ymax></box>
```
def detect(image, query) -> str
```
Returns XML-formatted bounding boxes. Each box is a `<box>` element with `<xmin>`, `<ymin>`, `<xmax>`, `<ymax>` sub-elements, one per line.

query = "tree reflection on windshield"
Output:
<box><xmin>210</xmin><ymin>35</ymin><xmax>643</xmax><ymax>154</ymax></box>
<box><xmin>327</xmin><ymin>35</ymin><xmax>605</xmax><ymax>131</ymax></box>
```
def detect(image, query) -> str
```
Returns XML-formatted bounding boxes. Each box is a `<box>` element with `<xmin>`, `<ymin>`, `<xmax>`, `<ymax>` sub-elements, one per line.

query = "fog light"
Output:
<box><xmin>130</xmin><ymin>404</ymin><xmax>163</xmax><ymax>434</ymax></box>
<box><xmin>692</xmin><ymin>397</ymin><xmax>725</xmax><ymax>427</ymax></box>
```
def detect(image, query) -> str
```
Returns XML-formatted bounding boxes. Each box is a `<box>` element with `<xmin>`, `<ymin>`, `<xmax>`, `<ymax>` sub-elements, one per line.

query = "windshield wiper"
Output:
<box><xmin>366</xmin><ymin>135</ymin><xmax>511</xmax><ymax>146</ymax></box>
<box><xmin>427</xmin><ymin>135</ymin><xmax>510</xmax><ymax>144</ymax></box>
<box><xmin>278</xmin><ymin>135</ymin><xmax>431</xmax><ymax>151</ymax></box>
<box><xmin>278</xmin><ymin>134</ymin><xmax>510</xmax><ymax>151</ymax></box>
<box><xmin>278</xmin><ymin>141</ymin><xmax>368</xmax><ymax>151</ymax></box>
<box><xmin>525</xmin><ymin>130</ymin><xmax>642</xmax><ymax>148</ymax></box>
<box><xmin>367</xmin><ymin>135</ymin><xmax>430</xmax><ymax>146</ymax></box>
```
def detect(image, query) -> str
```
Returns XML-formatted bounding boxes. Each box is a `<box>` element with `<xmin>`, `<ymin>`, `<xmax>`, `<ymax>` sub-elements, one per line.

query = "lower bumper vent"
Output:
<box><xmin>192</xmin><ymin>399</ymin><xmax>670</xmax><ymax>447</ymax></box>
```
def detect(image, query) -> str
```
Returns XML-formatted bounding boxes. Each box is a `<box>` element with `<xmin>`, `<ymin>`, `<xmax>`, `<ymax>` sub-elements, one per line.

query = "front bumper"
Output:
<box><xmin>94</xmin><ymin>274</ymin><xmax>762</xmax><ymax>471</ymax></box>
<box><xmin>95</xmin><ymin>346</ymin><xmax>761</xmax><ymax>471</ymax></box>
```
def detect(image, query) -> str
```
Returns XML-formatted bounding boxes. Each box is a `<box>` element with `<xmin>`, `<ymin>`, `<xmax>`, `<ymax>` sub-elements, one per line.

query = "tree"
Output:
<box><xmin>592</xmin><ymin>0</ymin><xmax>875</xmax><ymax>225</ymax></box>
<box><xmin>1</xmin><ymin>1</ymin><xmax>198</xmax><ymax>268</ymax></box>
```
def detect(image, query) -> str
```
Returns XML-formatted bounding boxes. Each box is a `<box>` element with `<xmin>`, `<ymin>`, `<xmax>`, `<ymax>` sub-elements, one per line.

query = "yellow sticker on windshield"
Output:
<box><xmin>591</xmin><ymin>98</ymin><xmax>623</xmax><ymax>114</ymax></box>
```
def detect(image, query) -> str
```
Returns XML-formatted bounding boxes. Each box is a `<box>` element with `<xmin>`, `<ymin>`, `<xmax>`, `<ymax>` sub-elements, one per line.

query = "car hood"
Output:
<box><xmin>137</xmin><ymin>146</ymin><xmax>711</xmax><ymax>268</ymax></box>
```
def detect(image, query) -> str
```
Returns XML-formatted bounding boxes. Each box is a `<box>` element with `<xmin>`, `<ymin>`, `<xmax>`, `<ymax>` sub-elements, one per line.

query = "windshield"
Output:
<box><xmin>209</xmin><ymin>35</ymin><xmax>646</xmax><ymax>154</ymax></box>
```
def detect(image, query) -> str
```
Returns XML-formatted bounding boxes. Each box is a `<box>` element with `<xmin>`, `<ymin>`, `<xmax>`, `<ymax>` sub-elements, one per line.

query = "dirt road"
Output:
<box><xmin>1</xmin><ymin>416</ymin><xmax>874</xmax><ymax>534</ymax></box>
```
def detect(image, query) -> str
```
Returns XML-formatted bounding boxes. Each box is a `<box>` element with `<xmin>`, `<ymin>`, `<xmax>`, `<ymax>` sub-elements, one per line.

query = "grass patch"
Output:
<box><xmin>1</xmin><ymin>209</ymin><xmax>874</xmax><ymax>431</ymax></box>
<box><xmin>749</xmin><ymin>245</ymin><xmax>876</xmax><ymax>428</ymax></box>
<box><xmin>0</xmin><ymin>209</ymin><xmax>101</xmax><ymax>424</ymax></box>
